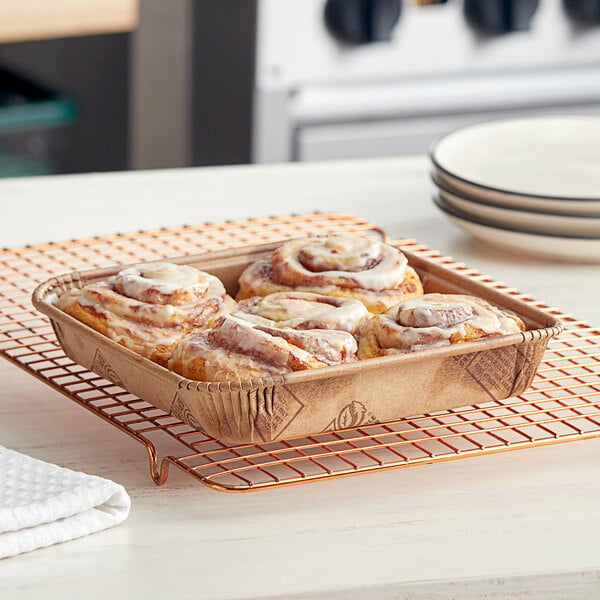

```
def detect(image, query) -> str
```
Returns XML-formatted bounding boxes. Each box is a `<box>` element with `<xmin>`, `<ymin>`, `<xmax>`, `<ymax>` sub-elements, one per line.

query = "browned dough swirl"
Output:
<box><xmin>56</xmin><ymin>262</ymin><xmax>236</xmax><ymax>365</ymax></box>
<box><xmin>358</xmin><ymin>293</ymin><xmax>525</xmax><ymax>358</ymax></box>
<box><xmin>236</xmin><ymin>236</ymin><xmax>423</xmax><ymax>313</ymax></box>
<box><xmin>169</xmin><ymin>314</ymin><xmax>358</xmax><ymax>382</ymax></box>
<box><xmin>234</xmin><ymin>291</ymin><xmax>369</xmax><ymax>335</ymax></box>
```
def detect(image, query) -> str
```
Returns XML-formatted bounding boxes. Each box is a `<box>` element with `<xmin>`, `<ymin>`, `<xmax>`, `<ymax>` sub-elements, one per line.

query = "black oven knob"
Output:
<box><xmin>324</xmin><ymin>0</ymin><xmax>402</xmax><ymax>45</ymax></box>
<box><xmin>563</xmin><ymin>0</ymin><xmax>600</xmax><ymax>24</ymax></box>
<box><xmin>464</xmin><ymin>0</ymin><xmax>539</xmax><ymax>35</ymax></box>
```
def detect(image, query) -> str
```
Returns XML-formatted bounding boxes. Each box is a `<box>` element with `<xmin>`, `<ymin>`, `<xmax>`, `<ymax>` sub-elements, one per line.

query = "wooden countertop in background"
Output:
<box><xmin>0</xmin><ymin>0</ymin><xmax>138</xmax><ymax>43</ymax></box>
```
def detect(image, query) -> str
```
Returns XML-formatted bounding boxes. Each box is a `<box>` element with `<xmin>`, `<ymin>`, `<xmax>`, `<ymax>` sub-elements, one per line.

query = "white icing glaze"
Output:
<box><xmin>207</xmin><ymin>315</ymin><xmax>318</xmax><ymax>370</ymax></box>
<box><xmin>234</xmin><ymin>291</ymin><xmax>368</xmax><ymax>334</ymax></box>
<box><xmin>255</xmin><ymin>323</ymin><xmax>357</xmax><ymax>365</ymax></box>
<box><xmin>299</xmin><ymin>237</ymin><xmax>381</xmax><ymax>272</ymax></box>
<box><xmin>74</xmin><ymin>275</ymin><xmax>225</xmax><ymax>329</ymax></box>
<box><xmin>108</xmin><ymin>323</ymin><xmax>184</xmax><ymax>358</ymax></box>
<box><xmin>272</xmin><ymin>236</ymin><xmax>408</xmax><ymax>291</ymax></box>
<box><xmin>169</xmin><ymin>313</ymin><xmax>358</xmax><ymax>381</ymax></box>
<box><xmin>371</xmin><ymin>293</ymin><xmax>523</xmax><ymax>353</ymax></box>
<box><xmin>171</xmin><ymin>332</ymin><xmax>291</xmax><ymax>379</ymax></box>
<box><xmin>113</xmin><ymin>262</ymin><xmax>210</xmax><ymax>304</ymax></box>
<box><xmin>46</xmin><ymin>292</ymin><xmax>59</xmax><ymax>306</ymax></box>
<box><xmin>56</xmin><ymin>262</ymin><xmax>233</xmax><ymax>360</ymax></box>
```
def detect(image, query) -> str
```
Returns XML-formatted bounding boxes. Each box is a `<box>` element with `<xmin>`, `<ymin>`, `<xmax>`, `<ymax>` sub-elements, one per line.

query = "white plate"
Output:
<box><xmin>430</xmin><ymin>115</ymin><xmax>600</xmax><ymax>201</ymax></box>
<box><xmin>433</xmin><ymin>168</ymin><xmax>600</xmax><ymax>216</ymax></box>
<box><xmin>435</xmin><ymin>185</ymin><xmax>600</xmax><ymax>237</ymax></box>
<box><xmin>433</xmin><ymin>195</ymin><xmax>600</xmax><ymax>263</ymax></box>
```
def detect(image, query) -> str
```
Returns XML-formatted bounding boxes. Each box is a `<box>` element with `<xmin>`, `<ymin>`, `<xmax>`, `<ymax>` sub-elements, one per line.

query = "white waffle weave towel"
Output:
<box><xmin>0</xmin><ymin>445</ymin><xmax>130</xmax><ymax>559</ymax></box>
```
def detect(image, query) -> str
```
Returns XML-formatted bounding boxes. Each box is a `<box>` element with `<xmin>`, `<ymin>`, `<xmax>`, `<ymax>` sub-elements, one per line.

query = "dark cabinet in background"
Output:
<box><xmin>0</xmin><ymin>33</ymin><xmax>130</xmax><ymax>175</ymax></box>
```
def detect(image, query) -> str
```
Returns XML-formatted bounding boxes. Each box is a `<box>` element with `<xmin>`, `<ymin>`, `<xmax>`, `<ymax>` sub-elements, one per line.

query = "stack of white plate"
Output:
<box><xmin>429</xmin><ymin>115</ymin><xmax>600</xmax><ymax>263</ymax></box>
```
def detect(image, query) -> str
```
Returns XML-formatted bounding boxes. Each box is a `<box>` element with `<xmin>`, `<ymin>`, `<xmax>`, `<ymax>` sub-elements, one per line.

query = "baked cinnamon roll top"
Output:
<box><xmin>57</xmin><ymin>262</ymin><xmax>235</xmax><ymax>363</ymax></box>
<box><xmin>358</xmin><ymin>293</ymin><xmax>525</xmax><ymax>357</ymax></box>
<box><xmin>169</xmin><ymin>314</ymin><xmax>358</xmax><ymax>382</ymax></box>
<box><xmin>113</xmin><ymin>263</ymin><xmax>213</xmax><ymax>305</ymax></box>
<box><xmin>234</xmin><ymin>291</ymin><xmax>369</xmax><ymax>334</ymax></box>
<box><xmin>271</xmin><ymin>236</ymin><xmax>408</xmax><ymax>291</ymax></box>
<box><xmin>237</xmin><ymin>235</ymin><xmax>424</xmax><ymax>313</ymax></box>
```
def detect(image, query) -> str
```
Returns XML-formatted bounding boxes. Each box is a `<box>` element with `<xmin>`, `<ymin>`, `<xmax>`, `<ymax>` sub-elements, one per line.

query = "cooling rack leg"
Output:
<box><xmin>155</xmin><ymin>458</ymin><xmax>173</xmax><ymax>486</ymax></box>
<box><xmin>141</xmin><ymin>440</ymin><xmax>171</xmax><ymax>485</ymax></box>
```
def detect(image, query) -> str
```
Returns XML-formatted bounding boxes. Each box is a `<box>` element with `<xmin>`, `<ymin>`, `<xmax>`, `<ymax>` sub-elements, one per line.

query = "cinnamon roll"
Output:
<box><xmin>57</xmin><ymin>262</ymin><xmax>236</xmax><ymax>365</ymax></box>
<box><xmin>236</xmin><ymin>235</ymin><xmax>424</xmax><ymax>313</ymax></box>
<box><xmin>234</xmin><ymin>291</ymin><xmax>369</xmax><ymax>335</ymax></box>
<box><xmin>358</xmin><ymin>293</ymin><xmax>525</xmax><ymax>358</ymax></box>
<box><xmin>169</xmin><ymin>314</ymin><xmax>358</xmax><ymax>382</ymax></box>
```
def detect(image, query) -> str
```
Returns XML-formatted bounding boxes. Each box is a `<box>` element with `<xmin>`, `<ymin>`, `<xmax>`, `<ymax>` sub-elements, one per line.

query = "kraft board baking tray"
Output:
<box><xmin>32</xmin><ymin>241</ymin><xmax>562</xmax><ymax>445</ymax></box>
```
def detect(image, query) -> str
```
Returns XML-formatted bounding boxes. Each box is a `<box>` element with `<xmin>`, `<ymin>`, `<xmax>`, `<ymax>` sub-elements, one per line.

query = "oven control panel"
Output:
<box><xmin>323</xmin><ymin>0</ymin><xmax>545</xmax><ymax>43</ymax></box>
<box><xmin>256</xmin><ymin>0</ymin><xmax>600</xmax><ymax>89</ymax></box>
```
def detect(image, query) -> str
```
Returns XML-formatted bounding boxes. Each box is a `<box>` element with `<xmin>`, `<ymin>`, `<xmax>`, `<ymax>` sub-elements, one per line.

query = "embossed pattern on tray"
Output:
<box><xmin>1</xmin><ymin>213</ymin><xmax>599</xmax><ymax>491</ymax></box>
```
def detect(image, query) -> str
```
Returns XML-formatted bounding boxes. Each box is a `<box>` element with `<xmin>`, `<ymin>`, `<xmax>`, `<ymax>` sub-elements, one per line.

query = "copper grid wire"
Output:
<box><xmin>1</xmin><ymin>213</ymin><xmax>599</xmax><ymax>492</ymax></box>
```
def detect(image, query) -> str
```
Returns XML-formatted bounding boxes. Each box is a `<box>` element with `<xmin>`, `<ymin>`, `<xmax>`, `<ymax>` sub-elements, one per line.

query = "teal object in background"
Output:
<box><xmin>0</xmin><ymin>68</ymin><xmax>76</xmax><ymax>177</ymax></box>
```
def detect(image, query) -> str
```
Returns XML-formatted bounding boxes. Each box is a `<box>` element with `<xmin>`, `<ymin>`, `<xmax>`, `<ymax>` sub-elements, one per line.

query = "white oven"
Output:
<box><xmin>192</xmin><ymin>0</ymin><xmax>600</xmax><ymax>165</ymax></box>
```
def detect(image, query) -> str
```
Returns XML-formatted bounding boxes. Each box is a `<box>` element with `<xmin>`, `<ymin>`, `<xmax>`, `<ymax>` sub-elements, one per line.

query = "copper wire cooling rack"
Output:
<box><xmin>1</xmin><ymin>213</ymin><xmax>599</xmax><ymax>492</ymax></box>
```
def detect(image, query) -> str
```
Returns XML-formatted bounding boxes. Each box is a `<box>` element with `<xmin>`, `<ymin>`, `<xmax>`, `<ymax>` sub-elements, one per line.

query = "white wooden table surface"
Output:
<box><xmin>1</xmin><ymin>156</ymin><xmax>599</xmax><ymax>599</ymax></box>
